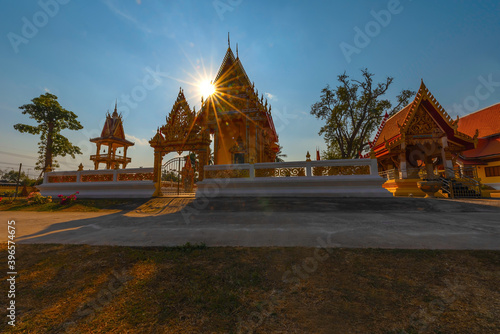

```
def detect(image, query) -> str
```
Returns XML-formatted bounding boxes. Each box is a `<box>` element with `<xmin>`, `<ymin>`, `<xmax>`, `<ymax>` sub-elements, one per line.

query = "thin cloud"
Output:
<box><xmin>126</xmin><ymin>134</ymin><xmax>149</xmax><ymax>146</ymax></box>
<box><xmin>103</xmin><ymin>0</ymin><xmax>152</xmax><ymax>34</ymax></box>
<box><xmin>265</xmin><ymin>92</ymin><xmax>277</xmax><ymax>101</ymax></box>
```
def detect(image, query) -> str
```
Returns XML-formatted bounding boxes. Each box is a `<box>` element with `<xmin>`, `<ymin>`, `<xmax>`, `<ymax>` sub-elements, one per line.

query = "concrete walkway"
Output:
<box><xmin>1</xmin><ymin>197</ymin><xmax>499</xmax><ymax>249</ymax></box>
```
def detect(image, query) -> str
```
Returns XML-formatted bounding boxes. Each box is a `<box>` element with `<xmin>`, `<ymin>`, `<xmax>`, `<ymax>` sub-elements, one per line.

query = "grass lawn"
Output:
<box><xmin>0</xmin><ymin>198</ymin><xmax>137</xmax><ymax>212</ymax></box>
<box><xmin>0</xmin><ymin>244</ymin><xmax>498</xmax><ymax>333</ymax></box>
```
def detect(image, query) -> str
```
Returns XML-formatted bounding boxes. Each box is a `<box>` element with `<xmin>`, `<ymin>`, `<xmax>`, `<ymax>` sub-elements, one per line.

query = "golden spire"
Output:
<box><xmin>112</xmin><ymin>99</ymin><xmax>118</xmax><ymax>118</ymax></box>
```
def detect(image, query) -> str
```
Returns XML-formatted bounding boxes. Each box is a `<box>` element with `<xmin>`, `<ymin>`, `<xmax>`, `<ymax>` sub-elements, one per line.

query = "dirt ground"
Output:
<box><xmin>0</xmin><ymin>244</ymin><xmax>498</xmax><ymax>333</ymax></box>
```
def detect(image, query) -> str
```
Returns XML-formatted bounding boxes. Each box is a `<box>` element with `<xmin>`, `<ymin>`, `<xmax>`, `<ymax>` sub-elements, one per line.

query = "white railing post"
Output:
<box><xmin>113</xmin><ymin>169</ymin><xmax>118</xmax><ymax>182</ymax></box>
<box><xmin>306</xmin><ymin>161</ymin><xmax>312</xmax><ymax>176</ymax></box>
<box><xmin>370</xmin><ymin>159</ymin><xmax>379</xmax><ymax>176</ymax></box>
<box><xmin>249</xmin><ymin>164</ymin><xmax>255</xmax><ymax>179</ymax></box>
<box><xmin>43</xmin><ymin>172</ymin><xmax>50</xmax><ymax>184</ymax></box>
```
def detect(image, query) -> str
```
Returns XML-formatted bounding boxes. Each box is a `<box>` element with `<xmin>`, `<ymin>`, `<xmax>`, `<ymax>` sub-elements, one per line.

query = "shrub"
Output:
<box><xmin>1</xmin><ymin>190</ymin><xmax>18</xmax><ymax>203</ymax></box>
<box><xmin>27</xmin><ymin>192</ymin><xmax>52</xmax><ymax>205</ymax></box>
<box><xmin>58</xmin><ymin>191</ymin><xmax>79</xmax><ymax>205</ymax></box>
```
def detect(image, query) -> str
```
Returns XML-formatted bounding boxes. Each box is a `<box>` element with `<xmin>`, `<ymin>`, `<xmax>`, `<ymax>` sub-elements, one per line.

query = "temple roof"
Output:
<box><xmin>458</xmin><ymin>103</ymin><xmax>500</xmax><ymax>161</ymax></box>
<box><xmin>207</xmin><ymin>43</ymin><xmax>278</xmax><ymax>143</ymax></box>
<box><xmin>214</xmin><ymin>46</ymin><xmax>251</xmax><ymax>87</ymax></box>
<box><xmin>457</xmin><ymin>103</ymin><xmax>500</xmax><ymax>138</ymax></box>
<box><xmin>461</xmin><ymin>137</ymin><xmax>500</xmax><ymax>161</ymax></box>
<box><xmin>373</xmin><ymin>104</ymin><xmax>413</xmax><ymax>147</ymax></box>
<box><xmin>373</xmin><ymin>81</ymin><xmax>476</xmax><ymax>155</ymax></box>
<box><xmin>90</xmin><ymin>103</ymin><xmax>134</xmax><ymax>146</ymax></box>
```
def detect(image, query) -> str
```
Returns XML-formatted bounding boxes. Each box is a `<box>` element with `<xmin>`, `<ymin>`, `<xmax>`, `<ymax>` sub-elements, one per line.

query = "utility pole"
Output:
<box><xmin>14</xmin><ymin>163</ymin><xmax>22</xmax><ymax>200</ymax></box>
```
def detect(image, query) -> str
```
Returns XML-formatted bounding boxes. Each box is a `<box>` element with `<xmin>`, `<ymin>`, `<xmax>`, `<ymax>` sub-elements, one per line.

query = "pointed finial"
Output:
<box><xmin>236</xmin><ymin>43</ymin><xmax>238</xmax><ymax>58</ymax></box>
<box><xmin>228</xmin><ymin>32</ymin><xmax>230</xmax><ymax>48</ymax></box>
<box><xmin>112</xmin><ymin>100</ymin><xmax>118</xmax><ymax>117</ymax></box>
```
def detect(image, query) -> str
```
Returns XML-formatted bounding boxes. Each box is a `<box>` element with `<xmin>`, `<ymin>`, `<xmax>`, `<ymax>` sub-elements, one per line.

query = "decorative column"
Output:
<box><xmin>152</xmin><ymin>150</ymin><xmax>163</xmax><ymax>197</ymax></box>
<box><xmin>245</xmin><ymin>124</ymin><xmax>248</xmax><ymax>163</ymax></box>
<box><xmin>399</xmin><ymin>151</ymin><xmax>408</xmax><ymax>179</ymax></box>
<box><xmin>214</xmin><ymin>127</ymin><xmax>219</xmax><ymax>165</ymax></box>
<box><xmin>198</xmin><ymin>148</ymin><xmax>209</xmax><ymax>182</ymax></box>
<box><xmin>107</xmin><ymin>143</ymin><xmax>112</xmax><ymax>169</ymax></box>
<box><xmin>123</xmin><ymin>146</ymin><xmax>129</xmax><ymax>169</ymax></box>
<box><xmin>440</xmin><ymin>137</ymin><xmax>454</xmax><ymax>178</ymax></box>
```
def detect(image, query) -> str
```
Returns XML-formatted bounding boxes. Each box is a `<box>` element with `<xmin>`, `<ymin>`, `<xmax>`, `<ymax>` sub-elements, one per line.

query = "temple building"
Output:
<box><xmin>373</xmin><ymin>81</ymin><xmax>478</xmax><ymax>197</ymax></box>
<box><xmin>457</xmin><ymin>103</ymin><xmax>500</xmax><ymax>190</ymax></box>
<box><xmin>149</xmin><ymin>39</ymin><xmax>279</xmax><ymax>196</ymax></box>
<box><xmin>90</xmin><ymin>105</ymin><xmax>134</xmax><ymax>170</ymax></box>
<box><xmin>199</xmin><ymin>42</ymin><xmax>279</xmax><ymax>164</ymax></box>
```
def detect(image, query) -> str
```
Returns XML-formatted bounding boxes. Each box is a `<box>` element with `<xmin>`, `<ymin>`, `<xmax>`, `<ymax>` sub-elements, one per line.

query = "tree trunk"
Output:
<box><xmin>44</xmin><ymin>122</ymin><xmax>54</xmax><ymax>174</ymax></box>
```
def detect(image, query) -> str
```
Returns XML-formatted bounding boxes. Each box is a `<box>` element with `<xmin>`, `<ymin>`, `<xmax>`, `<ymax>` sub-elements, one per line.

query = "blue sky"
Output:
<box><xmin>1</xmin><ymin>0</ymin><xmax>499</xmax><ymax>175</ymax></box>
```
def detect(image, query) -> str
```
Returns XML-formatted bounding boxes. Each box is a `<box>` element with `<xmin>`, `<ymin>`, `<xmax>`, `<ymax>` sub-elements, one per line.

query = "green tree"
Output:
<box><xmin>275</xmin><ymin>145</ymin><xmax>287</xmax><ymax>162</ymax></box>
<box><xmin>0</xmin><ymin>170</ymin><xmax>30</xmax><ymax>184</ymax></box>
<box><xmin>13</xmin><ymin>93</ymin><xmax>83</xmax><ymax>175</ymax></box>
<box><xmin>310</xmin><ymin>69</ymin><xmax>414</xmax><ymax>159</ymax></box>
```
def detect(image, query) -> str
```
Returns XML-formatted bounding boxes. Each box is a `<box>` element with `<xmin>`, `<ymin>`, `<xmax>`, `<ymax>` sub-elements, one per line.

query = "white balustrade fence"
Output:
<box><xmin>39</xmin><ymin>168</ymin><xmax>155</xmax><ymax>198</ymax></box>
<box><xmin>199</xmin><ymin>159</ymin><xmax>391</xmax><ymax>197</ymax></box>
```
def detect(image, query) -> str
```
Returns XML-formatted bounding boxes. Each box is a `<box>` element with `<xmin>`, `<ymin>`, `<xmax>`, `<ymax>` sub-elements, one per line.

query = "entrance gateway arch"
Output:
<box><xmin>149</xmin><ymin>41</ymin><xmax>280</xmax><ymax>197</ymax></box>
<box><xmin>149</xmin><ymin>89</ymin><xmax>211</xmax><ymax>197</ymax></box>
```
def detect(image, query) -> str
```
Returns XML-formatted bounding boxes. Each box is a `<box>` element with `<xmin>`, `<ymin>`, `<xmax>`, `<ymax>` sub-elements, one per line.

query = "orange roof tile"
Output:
<box><xmin>462</xmin><ymin>137</ymin><xmax>500</xmax><ymax>159</ymax></box>
<box><xmin>373</xmin><ymin>103</ymin><xmax>412</xmax><ymax>147</ymax></box>
<box><xmin>457</xmin><ymin>103</ymin><xmax>500</xmax><ymax>138</ymax></box>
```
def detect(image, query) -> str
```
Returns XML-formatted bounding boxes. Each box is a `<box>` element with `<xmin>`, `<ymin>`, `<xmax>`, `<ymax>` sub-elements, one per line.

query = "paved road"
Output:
<box><xmin>1</xmin><ymin>197</ymin><xmax>499</xmax><ymax>249</ymax></box>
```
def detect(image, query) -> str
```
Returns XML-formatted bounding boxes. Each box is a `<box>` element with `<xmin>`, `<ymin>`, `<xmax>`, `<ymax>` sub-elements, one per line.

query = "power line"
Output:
<box><xmin>0</xmin><ymin>150</ymin><xmax>37</xmax><ymax>160</ymax></box>
<box><xmin>0</xmin><ymin>161</ymin><xmax>36</xmax><ymax>168</ymax></box>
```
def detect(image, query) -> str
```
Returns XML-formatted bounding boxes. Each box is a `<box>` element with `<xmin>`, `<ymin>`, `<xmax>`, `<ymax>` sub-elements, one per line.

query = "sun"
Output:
<box><xmin>199</xmin><ymin>80</ymin><xmax>215</xmax><ymax>98</ymax></box>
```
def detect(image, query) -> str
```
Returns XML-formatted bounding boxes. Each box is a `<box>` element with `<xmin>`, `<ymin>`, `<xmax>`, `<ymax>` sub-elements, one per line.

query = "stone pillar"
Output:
<box><xmin>197</xmin><ymin>147</ymin><xmax>209</xmax><ymax>182</ymax></box>
<box><xmin>245</xmin><ymin>120</ymin><xmax>250</xmax><ymax>163</ymax></box>
<box><xmin>399</xmin><ymin>151</ymin><xmax>408</xmax><ymax>179</ymax></box>
<box><xmin>214</xmin><ymin>127</ymin><xmax>219</xmax><ymax>165</ymax></box>
<box><xmin>441</xmin><ymin>137</ymin><xmax>454</xmax><ymax>178</ymax></box>
<box><xmin>152</xmin><ymin>150</ymin><xmax>163</xmax><ymax>197</ymax></box>
<box><xmin>123</xmin><ymin>146</ymin><xmax>129</xmax><ymax>169</ymax></box>
<box><xmin>425</xmin><ymin>156</ymin><xmax>435</xmax><ymax>179</ymax></box>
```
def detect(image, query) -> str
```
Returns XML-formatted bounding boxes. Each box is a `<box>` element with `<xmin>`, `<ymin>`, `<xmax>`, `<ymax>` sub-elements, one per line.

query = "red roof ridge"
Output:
<box><xmin>459</xmin><ymin>102</ymin><xmax>500</xmax><ymax>119</ymax></box>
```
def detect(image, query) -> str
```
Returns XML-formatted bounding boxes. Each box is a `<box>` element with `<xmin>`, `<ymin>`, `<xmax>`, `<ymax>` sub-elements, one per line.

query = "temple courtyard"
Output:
<box><xmin>3</xmin><ymin>197</ymin><xmax>499</xmax><ymax>249</ymax></box>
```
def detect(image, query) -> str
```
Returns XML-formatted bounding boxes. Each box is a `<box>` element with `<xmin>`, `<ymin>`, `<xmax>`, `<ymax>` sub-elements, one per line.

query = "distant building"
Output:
<box><xmin>457</xmin><ymin>103</ymin><xmax>500</xmax><ymax>189</ymax></box>
<box><xmin>90</xmin><ymin>104</ymin><xmax>134</xmax><ymax>170</ymax></box>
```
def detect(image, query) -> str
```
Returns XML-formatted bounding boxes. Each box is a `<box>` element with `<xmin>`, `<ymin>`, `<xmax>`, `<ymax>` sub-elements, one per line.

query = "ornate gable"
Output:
<box><xmin>374</xmin><ymin>81</ymin><xmax>477</xmax><ymax>153</ymax></box>
<box><xmin>397</xmin><ymin>81</ymin><xmax>458</xmax><ymax>135</ymax></box>
<box><xmin>405</xmin><ymin>106</ymin><xmax>444</xmax><ymax>136</ymax></box>
<box><xmin>161</xmin><ymin>88</ymin><xmax>197</xmax><ymax>143</ymax></box>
